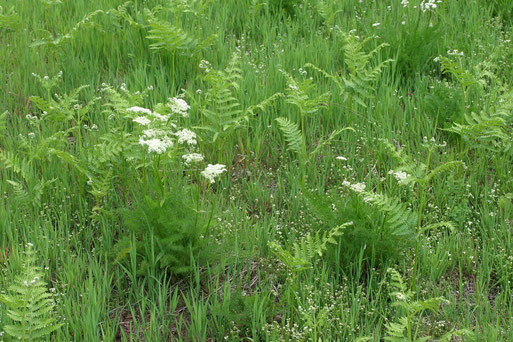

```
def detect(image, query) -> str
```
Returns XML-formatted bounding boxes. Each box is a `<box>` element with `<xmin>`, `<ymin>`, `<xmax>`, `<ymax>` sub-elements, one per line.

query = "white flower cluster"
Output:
<box><xmin>182</xmin><ymin>153</ymin><xmax>204</xmax><ymax>165</ymax></box>
<box><xmin>133</xmin><ymin>116</ymin><xmax>151</xmax><ymax>126</ymax></box>
<box><xmin>127</xmin><ymin>106</ymin><xmax>171</xmax><ymax>122</ymax></box>
<box><xmin>388</xmin><ymin>170</ymin><xmax>410</xmax><ymax>184</ymax></box>
<box><xmin>138</xmin><ymin>129</ymin><xmax>174</xmax><ymax>154</ymax></box>
<box><xmin>127</xmin><ymin>106</ymin><xmax>153</xmax><ymax>116</ymax></box>
<box><xmin>343</xmin><ymin>180</ymin><xmax>366</xmax><ymax>193</ymax></box>
<box><xmin>420</xmin><ymin>0</ymin><xmax>442</xmax><ymax>11</ymax></box>
<box><xmin>168</xmin><ymin>97</ymin><xmax>191</xmax><ymax>117</ymax></box>
<box><xmin>174</xmin><ymin>129</ymin><xmax>197</xmax><ymax>145</ymax></box>
<box><xmin>401</xmin><ymin>0</ymin><xmax>409</xmax><ymax>7</ymax></box>
<box><xmin>447</xmin><ymin>49</ymin><xmax>464</xmax><ymax>56</ymax></box>
<box><xmin>201</xmin><ymin>164</ymin><xmax>227</xmax><ymax>183</ymax></box>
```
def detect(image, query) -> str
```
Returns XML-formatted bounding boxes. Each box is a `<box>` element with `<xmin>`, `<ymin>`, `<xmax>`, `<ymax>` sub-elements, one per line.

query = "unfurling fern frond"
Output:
<box><xmin>0</xmin><ymin>244</ymin><xmax>63</xmax><ymax>340</ymax></box>
<box><xmin>276</xmin><ymin>117</ymin><xmax>305</xmax><ymax>157</ymax></box>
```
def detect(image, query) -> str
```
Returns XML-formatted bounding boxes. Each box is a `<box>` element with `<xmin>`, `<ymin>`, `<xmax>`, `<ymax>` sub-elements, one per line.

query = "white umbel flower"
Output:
<box><xmin>150</xmin><ymin>112</ymin><xmax>170</xmax><ymax>122</ymax></box>
<box><xmin>138</xmin><ymin>136</ymin><xmax>174</xmax><ymax>154</ymax></box>
<box><xmin>133</xmin><ymin>116</ymin><xmax>151</xmax><ymax>126</ymax></box>
<box><xmin>201</xmin><ymin>164</ymin><xmax>227</xmax><ymax>183</ymax></box>
<box><xmin>127</xmin><ymin>106</ymin><xmax>153</xmax><ymax>115</ymax></box>
<box><xmin>350</xmin><ymin>182</ymin><xmax>366</xmax><ymax>193</ymax></box>
<box><xmin>388</xmin><ymin>170</ymin><xmax>410</xmax><ymax>184</ymax></box>
<box><xmin>182</xmin><ymin>153</ymin><xmax>204</xmax><ymax>164</ymax></box>
<box><xmin>168</xmin><ymin>97</ymin><xmax>190</xmax><ymax>117</ymax></box>
<box><xmin>175</xmin><ymin>129</ymin><xmax>197</xmax><ymax>145</ymax></box>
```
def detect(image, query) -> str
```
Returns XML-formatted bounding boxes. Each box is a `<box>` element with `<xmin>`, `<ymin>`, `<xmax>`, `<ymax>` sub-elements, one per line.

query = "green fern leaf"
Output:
<box><xmin>276</xmin><ymin>117</ymin><xmax>305</xmax><ymax>156</ymax></box>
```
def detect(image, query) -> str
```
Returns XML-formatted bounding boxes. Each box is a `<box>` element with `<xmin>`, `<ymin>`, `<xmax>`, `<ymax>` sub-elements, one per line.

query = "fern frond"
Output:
<box><xmin>146</xmin><ymin>19</ymin><xmax>198</xmax><ymax>56</ymax></box>
<box><xmin>384</xmin><ymin>317</ymin><xmax>408</xmax><ymax>341</ymax></box>
<box><xmin>355</xmin><ymin>191</ymin><xmax>417</xmax><ymax>237</ymax></box>
<box><xmin>30</xmin><ymin>9</ymin><xmax>104</xmax><ymax>47</ymax></box>
<box><xmin>0</xmin><ymin>6</ymin><xmax>21</xmax><ymax>31</ymax></box>
<box><xmin>0</xmin><ymin>244</ymin><xmax>63</xmax><ymax>340</ymax></box>
<box><xmin>424</xmin><ymin>161</ymin><xmax>465</xmax><ymax>185</ymax></box>
<box><xmin>245</xmin><ymin>92</ymin><xmax>284</xmax><ymax>117</ymax></box>
<box><xmin>276</xmin><ymin>117</ymin><xmax>305</xmax><ymax>156</ymax></box>
<box><xmin>270</xmin><ymin>223</ymin><xmax>351</xmax><ymax>273</ymax></box>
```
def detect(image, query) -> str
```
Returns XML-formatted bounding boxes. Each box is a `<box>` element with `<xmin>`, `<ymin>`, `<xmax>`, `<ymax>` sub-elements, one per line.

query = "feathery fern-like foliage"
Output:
<box><xmin>269</xmin><ymin>222</ymin><xmax>351</xmax><ymax>273</ymax></box>
<box><xmin>0</xmin><ymin>6</ymin><xmax>21</xmax><ymax>31</ymax></box>
<box><xmin>275</xmin><ymin>117</ymin><xmax>305</xmax><ymax>157</ymax></box>
<box><xmin>0</xmin><ymin>244</ymin><xmax>63</xmax><ymax>341</ymax></box>
<box><xmin>447</xmin><ymin>90</ymin><xmax>513</xmax><ymax>152</ymax></box>
<box><xmin>115</xmin><ymin>185</ymin><xmax>208</xmax><ymax>276</ymax></box>
<box><xmin>383</xmin><ymin>268</ymin><xmax>471</xmax><ymax>342</ymax></box>
<box><xmin>307</xmin><ymin>30</ymin><xmax>392</xmax><ymax>109</ymax></box>
<box><xmin>146</xmin><ymin>19</ymin><xmax>199</xmax><ymax>56</ymax></box>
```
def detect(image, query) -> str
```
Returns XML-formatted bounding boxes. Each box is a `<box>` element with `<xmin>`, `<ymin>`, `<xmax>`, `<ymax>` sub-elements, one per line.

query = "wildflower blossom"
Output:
<box><xmin>389</xmin><ymin>170</ymin><xmax>410</xmax><ymax>184</ymax></box>
<box><xmin>447</xmin><ymin>49</ymin><xmax>464</xmax><ymax>56</ymax></box>
<box><xmin>201</xmin><ymin>164</ymin><xmax>227</xmax><ymax>183</ymax></box>
<box><xmin>133</xmin><ymin>116</ymin><xmax>151</xmax><ymax>126</ymax></box>
<box><xmin>150</xmin><ymin>112</ymin><xmax>170</xmax><ymax>122</ymax></box>
<box><xmin>350</xmin><ymin>182</ymin><xmax>366</xmax><ymax>193</ymax></box>
<box><xmin>420</xmin><ymin>0</ymin><xmax>441</xmax><ymax>11</ymax></box>
<box><xmin>139</xmin><ymin>129</ymin><xmax>174</xmax><ymax>154</ymax></box>
<box><xmin>343</xmin><ymin>181</ymin><xmax>366</xmax><ymax>193</ymax></box>
<box><xmin>127</xmin><ymin>106</ymin><xmax>153</xmax><ymax>115</ymax></box>
<box><xmin>168</xmin><ymin>97</ymin><xmax>191</xmax><ymax>117</ymax></box>
<box><xmin>182</xmin><ymin>153</ymin><xmax>204</xmax><ymax>164</ymax></box>
<box><xmin>336</xmin><ymin>156</ymin><xmax>347</xmax><ymax>161</ymax></box>
<box><xmin>138</xmin><ymin>137</ymin><xmax>174</xmax><ymax>154</ymax></box>
<box><xmin>401</xmin><ymin>0</ymin><xmax>409</xmax><ymax>7</ymax></box>
<box><xmin>175</xmin><ymin>129</ymin><xmax>197</xmax><ymax>145</ymax></box>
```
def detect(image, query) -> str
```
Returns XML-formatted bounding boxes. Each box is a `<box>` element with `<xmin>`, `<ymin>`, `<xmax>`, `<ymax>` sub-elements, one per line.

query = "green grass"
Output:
<box><xmin>1</xmin><ymin>0</ymin><xmax>513</xmax><ymax>340</ymax></box>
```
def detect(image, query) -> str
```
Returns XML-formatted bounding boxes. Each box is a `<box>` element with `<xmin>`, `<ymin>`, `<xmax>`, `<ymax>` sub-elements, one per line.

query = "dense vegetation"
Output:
<box><xmin>1</xmin><ymin>0</ymin><xmax>513</xmax><ymax>340</ymax></box>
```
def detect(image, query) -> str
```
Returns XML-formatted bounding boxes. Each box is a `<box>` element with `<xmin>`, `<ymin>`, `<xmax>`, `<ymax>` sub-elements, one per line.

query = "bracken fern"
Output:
<box><xmin>0</xmin><ymin>244</ymin><xmax>63</xmax><ymax>341</ymax></box>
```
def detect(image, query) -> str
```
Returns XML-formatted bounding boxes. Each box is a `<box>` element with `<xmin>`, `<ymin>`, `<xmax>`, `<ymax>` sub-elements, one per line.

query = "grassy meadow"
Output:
<box><xmin>1</xmin><ymin>0</ymin><xmax>513</xmax><ymax>340</ymax></box>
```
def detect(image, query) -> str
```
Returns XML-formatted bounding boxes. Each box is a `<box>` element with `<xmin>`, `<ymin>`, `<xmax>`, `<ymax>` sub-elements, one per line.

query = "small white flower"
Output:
<box><xmin>175</xmin><ymin>129</ymin><xmax>197</xmax><ymax>145</ymax></box>
<box><xmin>139</xmin><ymin>137</ymin><xmax>174</xmax><ymax>154</ymax></box>
<box><xmin>168</xmin><ymin>97</ymin><xmax>190</xmax><ymax>117</ymax></box>
<box><xmin>350</xmin><ymin>182</ymin><xmax>366</xmax><ymax>193</ymax></box>
<box><xmin>390</xmin><ymin>170</ymin><xmax>410</xmax><ymax>183</ymax></box>
<box><xmin>199</xmin><ymin>60</ymin><xmax>211</xmax><ymax>70</ymax></box>
<box><xmin>288</xmin><ymin>84</ymin><xmax>299</xmax><ymax>91</ymax></box>
<box><xmin>133</xmin><ymin>116</ymin><xmax>151</xmax><ymax>126</ymax></box>
<box><xmin>336</xmin><ymin>156</ymin><xmax>347</xmax><ymax>161</ymax></box>
<box><xmin>182</xmin><ymin>153</ymin><xmax>204</xmax><ymax>164</ymax></box>
<box><xmin>201</xmin><ymin>164</ymin><xmax>227</xmax><ymax>183</ymax></box>
<box><xmin>401</xmin><ymin>0</ymin><xmax>409</xmax><ymax>7</ymax></box>
<box><xmin>372</xmin><ymin>22</ymin><xmax>381</xmax><ymax>27</ymax></box>
<box><xmin>28</xmin><ymin>132</ymin><xmax>36</xmax><ymax>139</ymax></box>
<box><xmin>127</xmin><ymin>106</ymin><xmax>153</xmax><ymax>115</ymax></box>
<box><xmin>447</xmin><ymin>49</ymin><xmax>464</xmax><ymax>56</ymax></box>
